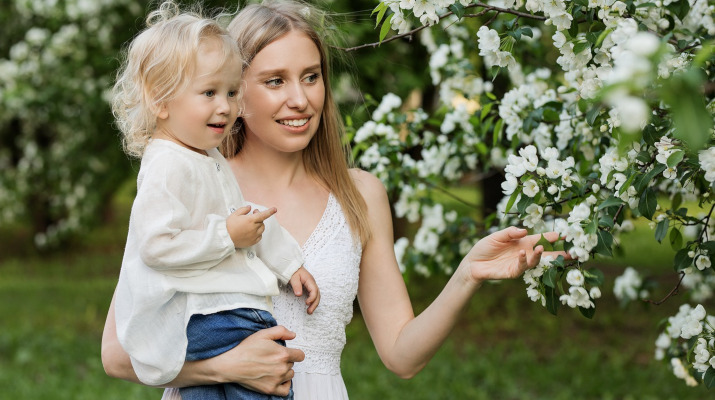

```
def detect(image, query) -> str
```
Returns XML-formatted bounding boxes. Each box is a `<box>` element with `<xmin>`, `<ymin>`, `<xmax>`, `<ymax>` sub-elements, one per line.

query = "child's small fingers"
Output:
<box><xmin>306</xmin><ymin>287</ymin><xmax>318</xmax><ymax>303</ymax></box>
<box><xmin>232</xmin><ymin>205</ymin><xmax>252</xmax><ymax>216</ymax></box>
<box><xmin>292</xmin><ymin>284</ymin><xmax>303</xmax><ymax>297</ymax></box>
<box><xmin>306</xmin><ymin>296</ymin><xmax>319</xmax><ymax>314</ymax></box>
<box><xmin>251</xmin><ymin>207</ymin><xmax>277</xmax><ymax>223</ymax></box>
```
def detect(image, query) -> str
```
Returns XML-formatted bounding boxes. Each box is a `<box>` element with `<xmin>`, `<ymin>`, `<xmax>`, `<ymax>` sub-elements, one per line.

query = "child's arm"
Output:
<box><xmin>251</xmin><ymin>205</ymin><xmax>304</xmax><ymax>284</ymax></box>
<box><xmin>132</xmin><ymin>155</ymin><xmax>236</xmax><ymax>274</ymax></box>
<box><xmin>288</xmin><ymin>266</ymin><xmax>320</xmax><ymax>314</ymax></box>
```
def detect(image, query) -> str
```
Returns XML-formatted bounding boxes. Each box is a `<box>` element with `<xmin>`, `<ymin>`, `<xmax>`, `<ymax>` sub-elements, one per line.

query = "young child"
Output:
<box><xmin>110</xmin><ymin>2</ymin><xmax>318</xmax><ymax>399</ymax></box>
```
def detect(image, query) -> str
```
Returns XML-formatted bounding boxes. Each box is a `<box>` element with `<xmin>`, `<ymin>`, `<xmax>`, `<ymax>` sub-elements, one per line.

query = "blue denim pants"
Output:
<box><xmin>180</xmin><ymin>308</ymin><xmax>293</xmax><ymax>400</ymax></box>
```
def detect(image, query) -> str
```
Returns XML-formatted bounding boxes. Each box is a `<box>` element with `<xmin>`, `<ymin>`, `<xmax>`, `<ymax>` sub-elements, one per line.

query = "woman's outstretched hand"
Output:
<box><xmin>461</xmin><ymin>227</ymin><xmax>568</xmax><ymax>284</ymax></box>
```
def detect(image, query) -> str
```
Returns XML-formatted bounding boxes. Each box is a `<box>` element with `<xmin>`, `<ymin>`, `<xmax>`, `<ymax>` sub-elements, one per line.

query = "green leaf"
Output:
<box><xmin>666</xmin><ymin>150</ymin><xmax>685</xmax><ymax>168</ymax></box>
<box><xmin>585</xmin><ymin>267</ymin><xmax>605</xmax><ymax>285</ymax></box>
<box><xmin>673</xmin><ymin>248</ymin><xmax>693</xmax><ymax>271</ymax></box>
<box><xmin>543</xmin><ymin>266</ymin><xmax>559</xmax><ymax>288</ymax></box>
<box><xmin>492</xmin><ymin>119</ymin><xmax>504</xmax><ymax>147</ymax></box>
<box><xmin>378</xmin><ymin>13</ymin><xmax>393</xmax><ymax>43</ymax></box>
<box><xmin>586</xmin><ymin>106</ymin><xmax>600</xmax><ymax>126</ymax></box>
<box><xmin>639</xmin><ymin>188</ymin><xmax>658</xmax><ymax>220</ymax></box>
<box><xmin>618</xmin><ymin>173</ymin><xmax>637</xmax><ymax>196</ymax></box>
<box><xmin>635</xmin><ymin>164</ymin><xmax>666</xmax><ymax>193</ymax></box>
<box><xmin>520</xmin><ymin>27</ymin><xmax>534</xmax><ymax>38</ymax></box>
<box><xmin>703</xmin><ymin>368</ymin><xmax>715</xmax><ymax>388</ymax></box>
<box><xmin>573</xmin><ymin>41</ymin><xmax>590</xmax><ymax>55</ymax></box>
<box><xmin>655</xmin><ymin>218</ymin><xmax>669</xmax><ymax>243</ymax></box>
<box><xmin>595</xmin><ymin>28</ymin><xmax>612</xmax><ymax>48</ymax></box>
<box><xmin>660</xmin><ymin>69</ymin><xmax>711</xmax><ymax>151</ymax></box>
<box><xmin>693</xmin><ymin>40</ymin><xmax>715</xmax><ymax>68</ymax></box>
<box><xmin>371</xmin><ymin>2</ymin><xmax>386</xmax><ymax>16</ymax></box>
<box><xmin>449</xmin><ymin>2</ymin><xmax>466</xmax><ymax>19</ymax></box>
<box><xmin>534</xmin><ymin>234</ymin><xmax>555</xmax><ymax>252</ymax></box>
<box><xmin>599</xmin><ymin>215</ymin><xmax>615</xmax><ymax>229</ymax></box>
<box><xmin>578</xmin><ymin>98</ymin><xmax>589</xmax><ymax>113</ymax></box>
<box><xmin>636</xmin><ymin>150</ymin><xmax>651</xmax><ymax>164</ymax></box>
<box><xmin>595</xmin><ymin>229</ymin><xmax>614</xmax><ymax>257</ymax></box>
<box><xmin>544</xmin><ymin>286</ymin><xmax>559</xmax><ymax>316</ymax></box>
<box><xmin>598</xmin><ymin>196</ymin><xmax>624</xmax><ymax>210</ymax></box>
<box><xmin>505</xmin><ymin>187</ymin><xmax>521</xmax><ymax>214</ymax></box>
<box><xmin>480</xmin><ymin>102</ymin><xmax>494</xmax><ymax>121</ymax></box>
<box><xmin>551</xmin><ymin>255</ymin><xmax>566</xmax><ymax>267</ymax></box>
<box><xmin>642</xmin><ymin>125</ymin><xmax>660</xmax><ymax>146</ymax></box>
<box><xmin>579</xmin><ymin>306</ymin><xmax>595</xmax><ymax>319</ymax></box>
<box><xmin>375</xmin><ymin>4</ymin><xmax>387</xmax><ymax>28</ymax></box>
<box><xmin>666</xmin><ymin>0</ymin><xmax>691</xmax><ymax>20</ymax></box>
<box><xmin>672</xmin><ymin>192</ymin><xmax>682</xmax><ymax>211</ymax></box>
<box><xmin>701</xmin><ymin>241</ymin><xmax>715</xmax><ymax>255</ymax></box>
<box><xmin>669</xmin><ymin>227</ymin><xmax>683</xmax><ymax>251</ymax></box>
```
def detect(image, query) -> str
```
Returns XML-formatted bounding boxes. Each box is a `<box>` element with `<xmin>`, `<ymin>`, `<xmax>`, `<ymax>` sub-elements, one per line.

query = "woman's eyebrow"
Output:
<box><xmin>253</xmin><ymin>64</ymin><xmax>322</xmax><ymax>77</ymax></box>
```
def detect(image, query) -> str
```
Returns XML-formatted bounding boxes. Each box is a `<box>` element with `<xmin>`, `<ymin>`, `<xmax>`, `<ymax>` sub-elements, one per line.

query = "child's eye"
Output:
<box><xmin>228</xmin><ymin>90</ymin><xmax>238</xmax><ymax>98</ymax></box>
<box><xmin>204</xmin><ymin>90</ymin><xmax>215</xmax><ymax>97</ymax></box>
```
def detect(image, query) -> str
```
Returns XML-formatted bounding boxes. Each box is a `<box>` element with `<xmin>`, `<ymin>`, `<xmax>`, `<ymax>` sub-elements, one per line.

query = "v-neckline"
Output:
<box><xmin>298</xmin><ymin>193</ymin><xmax>334</xmax><ymax>253</ymax></box>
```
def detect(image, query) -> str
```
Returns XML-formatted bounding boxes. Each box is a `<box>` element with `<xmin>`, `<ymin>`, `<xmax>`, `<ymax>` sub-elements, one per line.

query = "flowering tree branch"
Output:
<box><xmin>339</xmin><ymin>3</ymin><xmax>544</xmax><ymax>52</ymax></box>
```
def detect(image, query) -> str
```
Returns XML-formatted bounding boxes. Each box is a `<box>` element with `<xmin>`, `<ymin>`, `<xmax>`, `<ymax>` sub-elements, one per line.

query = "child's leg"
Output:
<box><xmin>180</xmin><ymin>308</ymin><xmax>293</xmax><ymax>400</ymax></box>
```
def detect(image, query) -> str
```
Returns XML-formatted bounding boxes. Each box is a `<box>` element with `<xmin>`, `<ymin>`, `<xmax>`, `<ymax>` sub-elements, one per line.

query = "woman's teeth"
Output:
<box><xmin>278</xmin><ymin>118</ymin><xmax>308</xmax><ymax>127</ymax></box>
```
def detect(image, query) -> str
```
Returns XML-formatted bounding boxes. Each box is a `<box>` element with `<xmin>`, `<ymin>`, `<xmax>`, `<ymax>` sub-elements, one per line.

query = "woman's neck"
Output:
<box><xmin>229</xmin><ymin>142</ymin><xmax>309</xmax><ymax>199</ymax></box>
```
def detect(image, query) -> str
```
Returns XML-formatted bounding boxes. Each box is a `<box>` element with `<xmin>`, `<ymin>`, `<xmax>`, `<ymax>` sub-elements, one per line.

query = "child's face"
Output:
<box><xmin>155</xmin><ymin>39</ymin><xmax>241</xmax><ymax>154</ymax></box>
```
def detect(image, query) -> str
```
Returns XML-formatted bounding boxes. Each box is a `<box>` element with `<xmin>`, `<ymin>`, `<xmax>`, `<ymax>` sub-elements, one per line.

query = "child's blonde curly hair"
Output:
<box><xmin>112</xmin><ymin>1</ymin><xmax>241</xmax><ymax>158</ymax></box>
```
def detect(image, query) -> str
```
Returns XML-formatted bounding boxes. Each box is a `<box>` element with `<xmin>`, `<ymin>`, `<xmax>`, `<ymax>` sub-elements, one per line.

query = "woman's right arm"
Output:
<box><xmin>101</xmin><ymin>291</ymin><xmax>302</xmax><ymax>395</ymax></box>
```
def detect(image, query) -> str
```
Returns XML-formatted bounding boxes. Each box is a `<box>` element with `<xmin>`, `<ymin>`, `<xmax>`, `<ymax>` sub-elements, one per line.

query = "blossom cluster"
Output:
<box><xmin>655</xmin><ymin>304</ymin><xmax>715</xmax><ymax>386</ymax></box>
<box><xmin>1</xmin><ymin>0</ymin><xmax>144</xmax><ymax>246</ymax></box>
<box><xmin>360</xmin><ymin>0</ymin><xmax>714</xmax><ymax>387</ymax></box>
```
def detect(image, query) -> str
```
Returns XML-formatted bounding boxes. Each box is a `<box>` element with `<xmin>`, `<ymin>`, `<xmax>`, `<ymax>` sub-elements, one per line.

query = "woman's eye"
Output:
<box><xmin>304</xmin><ymin>73</ymin><xmax>320</xmax><ymax>84</ymax></box>
<box><xmin>204</xmin><ymin>90</ymin><xmax>215</xmax><ymax>97</ymax></box>
<box><xmin>265</xmin><ymin>78</ymin><xmax>283</xmax><ymax>87</ymax></box>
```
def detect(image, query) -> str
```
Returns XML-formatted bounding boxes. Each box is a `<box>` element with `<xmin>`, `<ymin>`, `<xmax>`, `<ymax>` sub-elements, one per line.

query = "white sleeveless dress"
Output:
<box><xmin>162</xmin><ymin>193</ymin><xmax>362</xmax><ymax>399</ymax></box>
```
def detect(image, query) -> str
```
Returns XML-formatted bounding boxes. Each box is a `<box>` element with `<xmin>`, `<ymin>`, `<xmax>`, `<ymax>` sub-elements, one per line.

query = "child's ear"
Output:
<box><xmin>156</xmin><ymin>103</ymin><xmax>169</xmax><ymax>120</ymax></box>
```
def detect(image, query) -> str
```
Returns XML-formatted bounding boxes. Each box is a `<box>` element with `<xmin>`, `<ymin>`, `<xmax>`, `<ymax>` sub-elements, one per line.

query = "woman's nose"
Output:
<box><xmin>286</xmin><ymin>83</ymin><xmax>308</xmax><ymax>110</ymax></box>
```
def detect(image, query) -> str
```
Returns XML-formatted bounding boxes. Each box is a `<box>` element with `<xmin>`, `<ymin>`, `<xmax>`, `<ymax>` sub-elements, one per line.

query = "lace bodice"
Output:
<box><xmin>273</xmin><ymin>193</ymin><xmax>362</xmax><ymax>375</ymax></box>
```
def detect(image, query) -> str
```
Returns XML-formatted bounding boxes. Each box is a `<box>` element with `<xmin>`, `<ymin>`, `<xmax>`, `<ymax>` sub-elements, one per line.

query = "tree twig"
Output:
<box><xmin>416</xmin><ymin>177</ymin><xmax>480</xmax><ymax>209</ymax></box>
<box><xmin>643</xmin><ymin>272</ymin><xmax>686</xmax><ymax>305</ymax></box>
<box><xmin>338</xmin><ymin>3</ymin><xmax>545</xmax><ymax>52</ymax></box>
<box><xmin>699</xmin><ymin>202</ymin><xmax>715</xmax><ymax>242</ymax></box>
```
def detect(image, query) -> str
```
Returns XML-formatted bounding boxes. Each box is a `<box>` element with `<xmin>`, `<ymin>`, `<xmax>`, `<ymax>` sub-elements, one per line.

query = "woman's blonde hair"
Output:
<box><xmin>222</xmin><ymin>0</ymin><xmax>370</xmax><ymax>244</ymax></box>
<box><xmin>112</xmin><ymin>1</ymin><xmax>241</xmax><ymax>158</ymax></box>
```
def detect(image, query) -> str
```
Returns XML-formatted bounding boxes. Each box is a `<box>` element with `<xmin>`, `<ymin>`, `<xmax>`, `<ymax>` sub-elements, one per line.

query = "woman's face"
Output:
<box><xmin>240</xmin><ymin>30</ymin><xmax>325</xmax><ymax>154</ymax></box>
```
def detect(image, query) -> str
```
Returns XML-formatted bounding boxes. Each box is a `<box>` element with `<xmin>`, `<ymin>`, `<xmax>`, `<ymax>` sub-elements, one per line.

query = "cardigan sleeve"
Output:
<box><xmin>250</xmin><ymin>203</ymin><xmax>303</xmax><ymax>284</ymax></box>
<box><xmin>131</xmin><ymin>152</ymin><xmax>235</xmax><ymax>275</ymax></box>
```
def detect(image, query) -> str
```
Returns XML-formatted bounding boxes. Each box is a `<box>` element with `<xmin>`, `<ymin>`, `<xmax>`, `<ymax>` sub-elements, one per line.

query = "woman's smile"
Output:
<box><xmin>240</xmin><ymin>30</ymin><xmax>325</xmax><ymax>153</ymax></box>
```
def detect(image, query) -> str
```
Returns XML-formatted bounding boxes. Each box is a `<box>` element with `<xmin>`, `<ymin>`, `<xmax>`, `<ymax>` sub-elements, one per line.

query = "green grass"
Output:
<box><xmin>1</xmin><ymin>190</ymin><xmax>713</xmax><ymax>399</ymax></box>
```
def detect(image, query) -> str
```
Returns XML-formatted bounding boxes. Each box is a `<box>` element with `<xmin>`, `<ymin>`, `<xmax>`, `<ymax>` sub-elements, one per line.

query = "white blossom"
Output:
<box><xmin>566</xmin><ymin>269</ymin><xmax>585</xmax><ymax>286</ymax></box>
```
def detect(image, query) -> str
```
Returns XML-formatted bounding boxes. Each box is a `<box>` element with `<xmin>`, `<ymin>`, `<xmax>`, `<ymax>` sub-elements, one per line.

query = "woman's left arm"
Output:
<box><xmin>352</xmin><ymin>170</ymin><xmax>562</xmax><ymax>379</ymax></box>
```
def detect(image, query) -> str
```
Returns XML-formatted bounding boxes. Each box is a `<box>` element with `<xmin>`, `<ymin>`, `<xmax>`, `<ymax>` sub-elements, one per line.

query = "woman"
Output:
<box><xmin>101</xmin><ymin>1</ymin><xmax>565</xmax><ymax>398</ymax></box>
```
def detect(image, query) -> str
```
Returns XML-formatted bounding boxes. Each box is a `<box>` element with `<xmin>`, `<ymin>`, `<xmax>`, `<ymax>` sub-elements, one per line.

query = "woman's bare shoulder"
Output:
<box><xmin>349</xmin><ymin>168</ymin><xmax>387</xmax><ymax>203</ymax></box>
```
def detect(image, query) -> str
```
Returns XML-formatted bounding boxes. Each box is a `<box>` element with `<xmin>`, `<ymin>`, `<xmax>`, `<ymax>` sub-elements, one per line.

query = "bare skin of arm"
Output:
<box><xmin>351</xmin><ymin>169</ymin><xmax>565</xmax><ymax>379</ymax></box>
<box><xmin>101</xmin><ymin>292</ymin><xmax>302</xmax><ymax>396</ymax></box>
